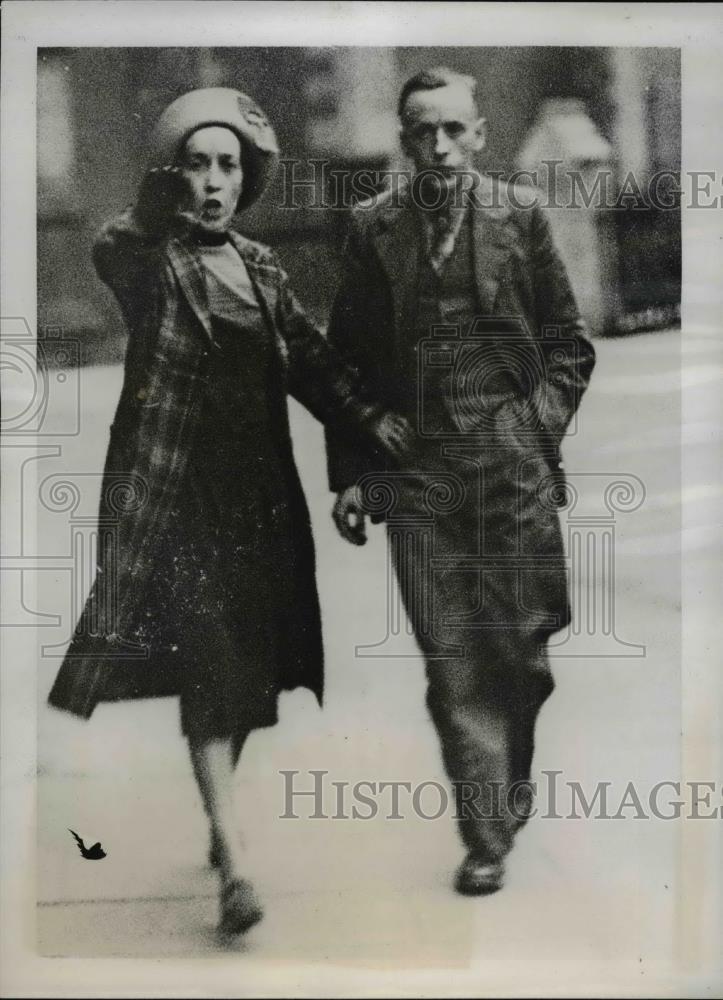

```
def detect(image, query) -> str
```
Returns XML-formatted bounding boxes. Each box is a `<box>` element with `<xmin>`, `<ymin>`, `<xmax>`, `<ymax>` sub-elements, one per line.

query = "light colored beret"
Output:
<box><xmin>147</xmin><ymin>87</ymin><xmax>280</xmax><ymax>211</ymax></box>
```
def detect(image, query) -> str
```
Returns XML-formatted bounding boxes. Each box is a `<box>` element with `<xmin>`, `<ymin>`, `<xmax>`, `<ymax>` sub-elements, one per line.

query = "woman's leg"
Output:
<box><xmin>187</xmin><ymin>734</ymin><xmax>248</xmax><ymax>883</ymax></box>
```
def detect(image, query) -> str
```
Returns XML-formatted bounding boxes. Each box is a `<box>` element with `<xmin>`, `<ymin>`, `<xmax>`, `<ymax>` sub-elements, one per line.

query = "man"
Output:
<box><xmin>326</xmin><ymin>67</ymin><xmax>596</xmax><ymax>895</ymax></box>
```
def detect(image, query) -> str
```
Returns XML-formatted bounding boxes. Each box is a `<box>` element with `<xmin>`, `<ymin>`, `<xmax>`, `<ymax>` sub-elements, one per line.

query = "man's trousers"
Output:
<box><xmin>385</xmin><ymin>448</ymin><xmax>566</xmax><ymax>862</ymax></box>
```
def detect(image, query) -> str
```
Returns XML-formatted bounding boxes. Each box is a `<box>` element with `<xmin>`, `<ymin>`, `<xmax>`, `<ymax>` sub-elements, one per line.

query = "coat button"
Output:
<box><xmin>136</xmin><ymin>387</ymin><xmax>149</xmax><ymax>401</ymax></box>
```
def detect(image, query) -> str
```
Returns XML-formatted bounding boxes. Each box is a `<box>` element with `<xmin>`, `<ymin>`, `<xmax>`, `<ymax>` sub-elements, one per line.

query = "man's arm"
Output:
<box><xmin>325</xmin><ymin>217</ymin><xmax>391</xmax><ymax>494</ymax></box>
<box><xmin>529</xmin><ymin>204</ymin><xmax>596</xmax><ymax>445</ymax></box>
<box><xmin>274</xmin><ymin>253</ymin><xmax>412</xmax><ymax>465</ymax></box>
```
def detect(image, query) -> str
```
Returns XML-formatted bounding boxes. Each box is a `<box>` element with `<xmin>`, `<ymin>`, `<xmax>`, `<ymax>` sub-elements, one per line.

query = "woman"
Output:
<box><xmin>48</xmin><ymin>88</ymin><xmax>411</xmax><ymax>936</ymax></box>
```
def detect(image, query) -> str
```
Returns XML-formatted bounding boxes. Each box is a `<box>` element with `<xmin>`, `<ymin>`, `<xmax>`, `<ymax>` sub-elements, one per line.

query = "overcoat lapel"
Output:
<box><xmin>470</xmin><ymin>193</ymin><xmax>518</xmax><ymax>315</ymax></box>
<box><xmin>370</xmin><ymin>177</ymin><xmax>519</xmax><ymax>328</ymax></box>
<box><xmin>166</xmin><ymin>233</ymin><xmax>283</xmax><ymax>353</ymax></box>
<box><xmin>165</xmin><ymin>239</ymin><xmax>216</xmax><ymax>345</ymax></box>
<box><xmin>227</xmin><ymin>230</ymin><xmax>289</xmax><ymax>368</ymax></box>
<box><xmin>228</xmin><ymin>234</ymin><xmax>279</xmax><ymax>326</ymax></box>
<box><xmin>372</xmin><ymin>195</ymin><xmax>421</xmax><ymax>341</ymax></box>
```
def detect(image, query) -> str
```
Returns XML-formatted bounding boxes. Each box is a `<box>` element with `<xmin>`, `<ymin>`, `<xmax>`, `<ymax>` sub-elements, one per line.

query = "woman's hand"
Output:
<box><xmin>363</xmin><ymin>412</ymin><xmax>414</xmax><ymax>463</ymax></box>
<box><xmin>134</xmin><ymin>166</ymin><xmax>195</xmax><ymax>237</ymax></box>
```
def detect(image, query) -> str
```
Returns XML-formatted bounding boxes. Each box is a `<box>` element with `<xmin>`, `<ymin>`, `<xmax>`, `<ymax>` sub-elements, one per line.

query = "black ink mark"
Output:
<box><xmin>68</xmin><ymin>829</ymin><xmax>106</xmax><ymax>860</ymax></box>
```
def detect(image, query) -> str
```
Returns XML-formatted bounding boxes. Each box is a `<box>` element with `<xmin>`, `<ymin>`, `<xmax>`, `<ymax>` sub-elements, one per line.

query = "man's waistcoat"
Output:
<box><xmin>399</xmin><ymin>210</ymin><xmax>508</xmax><ymax>436</ymax></box>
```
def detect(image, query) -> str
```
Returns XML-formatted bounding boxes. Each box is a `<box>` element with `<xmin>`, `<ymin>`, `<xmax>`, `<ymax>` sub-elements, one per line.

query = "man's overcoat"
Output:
<box><xmin>326</xmin><ymin>174</ymin><xmax>597</xmax><ymax>641</ymax></box>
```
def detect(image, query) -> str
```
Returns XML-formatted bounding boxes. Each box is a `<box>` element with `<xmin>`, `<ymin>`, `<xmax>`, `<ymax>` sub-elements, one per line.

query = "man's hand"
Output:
<box><xmin>364</xmin><ymin>412</ymin><xmax>414</xmax><ymax>463</ymax></box>
<box><xmin>134</xmin><ymin>166</ymin><xmax>195</xmax><ymax>237</ymax></box>
<box><xmin>332</xmin><ymin>486</ymin><xmax>368</xmax><ymax>546</ymax></box>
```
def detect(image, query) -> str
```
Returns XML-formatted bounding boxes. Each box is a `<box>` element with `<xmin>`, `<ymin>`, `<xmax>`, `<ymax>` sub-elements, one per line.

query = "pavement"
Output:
<box><xmin>28</xmin><ymin>328</ymin><xmax>721</xmax><ymax>988</ymax></box>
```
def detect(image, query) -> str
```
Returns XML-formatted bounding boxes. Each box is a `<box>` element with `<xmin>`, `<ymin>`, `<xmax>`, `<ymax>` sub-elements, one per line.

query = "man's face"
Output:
<box><xmin>180</xmin><ymin>126</ymin><xmax>244</xmax><ymax>232</ymax></box>
<box><xmin>401</xmin><ymin>84</ymin><xmax>486</xmax><ymax>192</ymax></box>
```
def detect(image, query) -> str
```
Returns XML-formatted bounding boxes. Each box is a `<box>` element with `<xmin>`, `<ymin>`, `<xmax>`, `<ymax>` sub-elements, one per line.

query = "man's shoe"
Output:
<box><xmin>218</xmin><ymin>878</ymin><xmax>264</xmax><ymax>936</ymax></box>
<box><xmin>454</xmin><ymin>853</ymin><xmax>505</xmax><ymax>896</ymax></box>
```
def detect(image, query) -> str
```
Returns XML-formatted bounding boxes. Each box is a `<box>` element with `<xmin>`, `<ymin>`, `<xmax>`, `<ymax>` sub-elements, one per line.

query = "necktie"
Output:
<box><xmin>429</xmin><ymin>211</ymin><xmax>454</xmax><ymax>275</ymax></box>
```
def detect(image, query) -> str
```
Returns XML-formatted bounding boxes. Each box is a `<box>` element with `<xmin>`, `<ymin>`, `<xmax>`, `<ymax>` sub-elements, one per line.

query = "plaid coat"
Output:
<box><xmin>48</xmin><ymin>210</ymin><xmax>377</xmax><ymax>719</ymax></box>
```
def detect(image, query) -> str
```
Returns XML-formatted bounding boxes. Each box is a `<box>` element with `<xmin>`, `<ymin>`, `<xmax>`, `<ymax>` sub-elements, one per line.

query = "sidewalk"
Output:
<box><xmin>36</xmin><ymin>329</ymin><xmax>693</xmax><ymax>964</ymax></box>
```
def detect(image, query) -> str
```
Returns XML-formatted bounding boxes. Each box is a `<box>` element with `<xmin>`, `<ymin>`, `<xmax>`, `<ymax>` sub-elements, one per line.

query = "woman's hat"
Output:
<box><xmin>147</xmin><ymin>87</ymin><xmax>280</xmax><ymax>211</ymax></box>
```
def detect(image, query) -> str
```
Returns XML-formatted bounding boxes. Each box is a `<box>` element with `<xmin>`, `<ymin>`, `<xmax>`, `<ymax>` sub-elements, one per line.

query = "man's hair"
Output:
<box><xmin>398</xmin><ymin>66</ymin><xmax>479</xmax><ymax>122</ymax></box>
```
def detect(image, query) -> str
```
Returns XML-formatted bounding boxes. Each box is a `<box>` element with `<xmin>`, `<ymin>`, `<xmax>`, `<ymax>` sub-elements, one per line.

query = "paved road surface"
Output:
<box><xmin>26</xmin><ymin>328</ymin><xmax>720</xmax><ymax>989</ymax></box>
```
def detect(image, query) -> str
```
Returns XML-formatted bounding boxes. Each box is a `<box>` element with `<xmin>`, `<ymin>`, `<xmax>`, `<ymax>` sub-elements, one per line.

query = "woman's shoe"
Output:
<box><xmin>454</xmin><ymin>853</ymin><xmax>505</xmax><ymax>896</ymax></box>
<box><xmin>218</xmin><ymin>878</ymin><xmax>264</xmax><ymax>936</ymax></box>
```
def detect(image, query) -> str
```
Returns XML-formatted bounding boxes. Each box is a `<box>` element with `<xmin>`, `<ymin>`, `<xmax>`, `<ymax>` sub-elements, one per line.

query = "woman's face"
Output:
<box><xmin>180</xmin><ymin>126</ymin><xmax>244</xmax><ymax>232</ymax></box>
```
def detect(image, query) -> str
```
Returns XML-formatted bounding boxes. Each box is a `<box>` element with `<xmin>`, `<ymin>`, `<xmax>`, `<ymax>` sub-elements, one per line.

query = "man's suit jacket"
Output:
<box><xmin>326</xmin><ymin>173</ymin><xmax>596</xmax><ymax>495</ymax></box>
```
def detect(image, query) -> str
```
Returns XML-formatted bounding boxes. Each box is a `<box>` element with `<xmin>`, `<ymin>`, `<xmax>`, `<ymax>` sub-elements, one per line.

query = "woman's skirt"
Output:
<box><xmin>136</xmin><ymin>307</ymin><xmax>311</xmax><ymax>744</ymax></box>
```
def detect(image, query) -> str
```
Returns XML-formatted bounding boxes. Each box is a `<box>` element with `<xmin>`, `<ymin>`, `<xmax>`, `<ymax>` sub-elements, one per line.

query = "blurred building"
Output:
<box><xmin>37</xmin><ymin>46</ymin><xmax>680</xmax><ymax>363</ymax></box>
